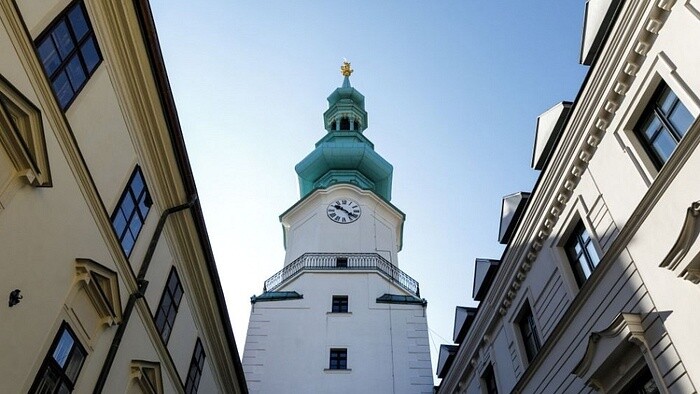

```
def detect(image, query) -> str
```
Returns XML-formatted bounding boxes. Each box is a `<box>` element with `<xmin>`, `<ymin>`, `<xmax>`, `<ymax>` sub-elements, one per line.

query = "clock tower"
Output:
<box><xmin>241</xmin><ymin>63</ymin><xmax>434</xmax><ymax>394</ymax></box>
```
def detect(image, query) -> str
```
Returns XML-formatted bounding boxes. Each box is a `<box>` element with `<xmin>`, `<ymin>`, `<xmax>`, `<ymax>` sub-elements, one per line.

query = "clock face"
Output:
<box><xmin>327</xmin><ymin>199</ymin><xmax>361</xmax><ymax>223</ymax></box>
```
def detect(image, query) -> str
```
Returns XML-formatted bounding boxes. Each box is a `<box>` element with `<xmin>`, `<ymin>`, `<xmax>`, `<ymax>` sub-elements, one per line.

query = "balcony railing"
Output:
<box><xmin>264</xmin><ymin>253</ymin><xmax>420</xmax><ymax>297</ymax></box>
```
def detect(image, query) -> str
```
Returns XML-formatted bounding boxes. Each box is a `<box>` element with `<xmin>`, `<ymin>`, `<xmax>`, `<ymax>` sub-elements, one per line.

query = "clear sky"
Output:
<box><xmin>150</xmin><ymin>0</ymin><xmax>589</xmax><ymax>382</ymax></box>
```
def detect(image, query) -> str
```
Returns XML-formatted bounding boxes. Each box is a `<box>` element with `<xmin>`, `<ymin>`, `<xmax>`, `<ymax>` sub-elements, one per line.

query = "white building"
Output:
<box><xmin>242</xmin><ymin>64</ymin><xmax>434</xmax><ymax>393</ymax></box>
<box><xmin>437</xmin><ymin>0</ymin><xmax>700</xmax><ymax>393</ymax></box>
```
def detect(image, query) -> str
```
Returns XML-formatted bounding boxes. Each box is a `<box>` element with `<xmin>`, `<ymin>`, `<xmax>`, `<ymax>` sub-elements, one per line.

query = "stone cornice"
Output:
<box><xmin>440</xmin><ymin>0</ymin><xmax>679</xmax><ymax>391</ymax></box>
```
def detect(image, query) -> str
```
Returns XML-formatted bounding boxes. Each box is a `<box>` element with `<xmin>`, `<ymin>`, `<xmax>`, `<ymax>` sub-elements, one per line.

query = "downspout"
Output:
<box><xmin>93</xmin><ymin>195</ymin><xmax>198</xmax><ymax>393</ymax></box>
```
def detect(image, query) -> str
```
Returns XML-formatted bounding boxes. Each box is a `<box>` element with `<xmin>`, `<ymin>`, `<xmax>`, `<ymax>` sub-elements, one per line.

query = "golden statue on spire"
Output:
<box><xmin>340</xmin><ymin>59</ymin><xmax>353</xmax><ymax>77</ymax></box>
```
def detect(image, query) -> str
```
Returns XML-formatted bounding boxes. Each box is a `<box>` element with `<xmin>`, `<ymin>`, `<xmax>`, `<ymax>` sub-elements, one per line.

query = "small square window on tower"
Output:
<box><xmin>336</xmin><ymin>257</ymin><xmax>348</xmax><ymax>268</ymax></box>
<box><xmin>329</xmin><ymin>349</ymin><xmax>347</xmax><ymax>370</ymax></box>
<box><xmin>331</xmin><ymin>296</ymin><xmax>349</xmax><ymax>313</ymax></box>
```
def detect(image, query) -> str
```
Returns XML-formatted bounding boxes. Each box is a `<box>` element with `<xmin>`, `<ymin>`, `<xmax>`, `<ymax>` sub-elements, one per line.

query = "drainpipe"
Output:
<box><xmin>93</xmin><ymin>195</ymin><xmax>198</xmax><ymax>393</ymax></box>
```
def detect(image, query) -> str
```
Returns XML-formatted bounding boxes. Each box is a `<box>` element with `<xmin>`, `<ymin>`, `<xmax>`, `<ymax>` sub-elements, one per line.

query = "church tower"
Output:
<box><xmin>242</xmin><ymin>63</ymin><xmax>434</xmax><ymax>393</ymax></box>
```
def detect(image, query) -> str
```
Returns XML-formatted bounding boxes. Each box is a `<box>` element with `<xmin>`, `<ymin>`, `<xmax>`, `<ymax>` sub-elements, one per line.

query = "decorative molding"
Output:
<box><xmin>573</xmin><ymin>313</ymin><xmax>669</xmax><ymax>394</ymax></box>
<box><xmin>659</xmin><ymin>201</ymin><xmax>700</xmax><ymax>282</ymax></box>
<box><xmin>130</xmin><ymin>360</ymin><xmax>163</xmax><ymax>394</ymax></box>
<box><xmin>75</xmin><ymin>258</ymin><xmax>123</xmax><ymax>326</ymax></box>
<box><xmin>0</xmin><ymin>74</ymin><xmax>51</xmax><ymax>187</ymax></box>
<box><xmin>495</xmin><ymin>0</ymin><xmax>673</xmax><ymax>318</ymax></box>
<box><xmin>440</xmin><ymin>1</ymin><xmax>681</xmax><ymax>391</ymax></box>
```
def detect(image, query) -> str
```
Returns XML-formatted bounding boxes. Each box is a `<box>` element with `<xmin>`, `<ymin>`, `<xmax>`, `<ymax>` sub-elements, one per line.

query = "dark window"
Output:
<box><xmin>339</xmin><ymin>117</ymin><xmax>350</xmax><ymax>130</ymax></box>
<box><xmin>111</xmin><ymin>166</ymin><xmax>152</xmax><ymax>256</ymax></box>
<box><xmin>35</xmin><ymin>1</ymin><xmax>102</xmax><ymax>109</ymax></box>
<box><xmin>331</xmin><ymin>295</ymin><xmax>349</xmax><ymax>313</ymax></box>
<box><xmin>621</xmin><ymin>366</ymin><xmax>659</xmax><ymax>394</ymax></box>
<box><xmin>636</xmin><ymin>83</ymin><xmax>694</xmax><ymax>168</ymax></box>
<box><xmin>481</xmin><ymin>364</ymin><xmax>498</xmax><ymax>394</ymax></box>
<box><xmin>518</xmin><ymin>302</ymin><xmax>541</xmax><ymax>363</ymax></box>
<box><xmin>184</xmin><ymin>339</ymin><xmax>206</xmax><ymax>394</ymax></box>
<box><xmin>154</xmin><ymin>268</ymin><xmax>184</xmax><ymax>344</ymax></box>
<box><xmin>329</xmin><ymin>348</ymin><xmax>347</xmax><ymax>370</ymax></box>
<box><xmin>336</xmin><ymin>257</ymin><xmax>348</xmax><ymax>268</ymax></box>
<box><xmin>564</xmin><ymin>222</ymin><xmax>600</xmax><ymax>287</ymax></box>
<box><xmin>30</xmin><ymin>322</ymin><xmax>87</xmax><ymax>393</ymax></box>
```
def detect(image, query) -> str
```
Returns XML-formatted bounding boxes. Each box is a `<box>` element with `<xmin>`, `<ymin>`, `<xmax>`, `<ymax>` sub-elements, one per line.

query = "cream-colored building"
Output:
<box><xmin>438</xmin><ymin>0</ymin><xmax>700</xmax><ymax>393</ymax></box>
<box><xmin>0</xmin><ymin>1</ymin><xmax>246</xmax><ymax>393</ymax></box>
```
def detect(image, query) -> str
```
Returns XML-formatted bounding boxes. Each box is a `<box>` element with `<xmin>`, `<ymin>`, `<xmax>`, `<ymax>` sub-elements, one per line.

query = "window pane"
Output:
<box><xmin>68</xmin><ymin>5</ymin><xmax>89</xmax><ymax>40</ymax></box>
<box><xmin>52</xmin><ymin>329</ymin><xmax>74</xmax><ymax>367</ymax></box>
<box><xmin>669</xmin><ymin>103</ymin><xmax>693</xmax><ymax>138</ymax></box>
<box><xmin>658</xmin><ymin>88</ymin><xmax>675</xmax><ymax>114</ymax></box>
<box><xmin>121</xmin><ymin>194</ymin><xmax>135</xmax><ymax>217</ymax></box>
<box><xmin>651</xmin><ymin>129</ymin><xmax>677</xmax><ymax>164</ymax></box>
<box><xmin>138</xmin><ymin>195</ymin><xmax>150</xmax><ymax>218</ymax></box>
<box><xmin>112</xmin><ymin>210</ymin><xmax>127</xmax><ymax>236</ymax></box>
<box><xmin>37</xmin><ymin>39</ymin><xmax>61</xmax><ymax>76</ymax></box>
<box><xmin>80</xmin><ymin>38</ymin><xmax>100</xmax><ymax>73</ymax></box>
<box><xmin>57</xmin><ymin>383</ymin><xmax>71</xmax><ymax>394</ymax></box>
<box><xmin>52</xmin><ymin>72</ymin><xmax>73</xmax><ymax>108</ymax></box>
<box><xmin>128</xmin><ymin>214</ymin><xmax>143</xmax><ymax>236</ymax></box>
<box><xmin>64</xmin><ymin>348</ymin><xmax>85</xmax><ymax>382</ymax></box>
<box><xmin>131</xmin><ymin>172</ymin><xmax>144</xmax><ymax>196</ymax></box>
<box><xmin>578</xmin><ymin>256</ymin><xmax>593</xmax><ymax>279</ymax></box>
<box><xmin>585</xmin><ymin>242</ymin><xmax>600</xmax><ymax>267</ymax></box>
<box><xmin>35</xmin><ymin>367</ymin><xmax>61</xmax><ymax>394</ymax></box>
<box><xmin>173</xmin><ymin>286</ymin><xmax>183</xmax><ymax>307</ymax></box>
<box><xmin>51</xmin><ymin>21</ymin><xmax>74</xmax><ymax>59</ymax></box>
<box><xmin>121</xmin><ymin>232</ymin><xmax>135</xmax><ymax>255</ymax></box>
<box><xmin>65</xmin><ymin>55</ymin><xmax>86</xmax><ymax>90</ymax></box>
<box><xmin>641</xmin><ymin>115</ymin><xmax>661</xmax><ymax>140</ymax></box>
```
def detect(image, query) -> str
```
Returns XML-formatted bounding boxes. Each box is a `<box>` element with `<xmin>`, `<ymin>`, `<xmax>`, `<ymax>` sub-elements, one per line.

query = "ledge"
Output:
<box><xmin>323</xmin><ymin>369</ymin><xmax>352</xmax><ymax>374</ymax></box>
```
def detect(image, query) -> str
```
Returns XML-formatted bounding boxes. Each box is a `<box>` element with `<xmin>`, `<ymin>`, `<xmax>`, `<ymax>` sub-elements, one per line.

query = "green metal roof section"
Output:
<box><xmin>295</xmin><ymin>75</ymin><xmax>394</xmax><ymax>201</ymax></box>
<box><xmin>250</xmin><ymin>291</ymin><xmax>303</xmax><ymax>304</ymax></box>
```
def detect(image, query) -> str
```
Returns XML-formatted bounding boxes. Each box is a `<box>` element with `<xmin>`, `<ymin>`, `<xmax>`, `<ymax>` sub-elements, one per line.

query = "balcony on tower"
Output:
<box><xmin>263</xmin><ymin>252</ymin><xmax>420</xmax><ymax>297</ymax></box>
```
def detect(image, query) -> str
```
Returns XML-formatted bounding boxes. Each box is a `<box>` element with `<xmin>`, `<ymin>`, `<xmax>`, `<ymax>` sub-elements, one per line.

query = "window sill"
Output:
<box><xmin>324</xmin><ymin>369</ymin><xmax>352</xmax><ymax>374</ymax></box>
<box><xmin>327</xmin><ymin>312</ymin><xmax>352</xmax><ymax>316</ymax></box>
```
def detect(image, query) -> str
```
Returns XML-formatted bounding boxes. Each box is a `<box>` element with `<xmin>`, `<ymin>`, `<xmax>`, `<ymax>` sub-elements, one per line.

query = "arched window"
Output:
<box><xmin>340</xmin><ymin>117</ymin><xmax>350</xmax><ymax>130</ymax></box>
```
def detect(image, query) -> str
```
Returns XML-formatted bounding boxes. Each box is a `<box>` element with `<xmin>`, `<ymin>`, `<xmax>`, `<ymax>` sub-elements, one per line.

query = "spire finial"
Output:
<box><xmin>340</xmin><ymin>59</ymin><xmax>353</xmax><ymax>77</ymax></box>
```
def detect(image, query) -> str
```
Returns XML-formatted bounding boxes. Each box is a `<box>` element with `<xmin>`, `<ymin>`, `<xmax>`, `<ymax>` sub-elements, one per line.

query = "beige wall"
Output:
<box><xmin>0</xmin><ymin>0</ymin><xmax>245</xmax><ymax>392</ymax></box>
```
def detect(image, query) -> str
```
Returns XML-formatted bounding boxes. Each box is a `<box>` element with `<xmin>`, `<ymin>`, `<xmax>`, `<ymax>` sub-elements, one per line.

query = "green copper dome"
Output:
<box><xmin>295</xmin><ymin>73</ymin><xmax>393</xmax><ymax>201</ymax></box>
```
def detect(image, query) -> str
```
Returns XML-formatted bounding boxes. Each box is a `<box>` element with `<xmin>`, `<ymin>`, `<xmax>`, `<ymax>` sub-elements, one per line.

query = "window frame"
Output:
<box><xmin>110</xmin><ymin>166</ymin><xmax>152</xmax><ymax>257</ymax></box>
<box><xmin>516</xmin><ymin>301</ymin><xmax>541</xmax><ymax>364</ymax></box>
<box><xmin>564</xmin><ymin>221</ymin><xmax>600</xmax><ymax>287</ymax></box>
<box><xmin>34</xmin><ymin>0</ymin><xmax>103</xmax><ymax>110</ymax></box>
<box><xmin>331</xmin><ymin>295</ymin><xmax>349</xmax><ymax>313</ymax></box>
<box><xmin>30</xmin><ymin>322</ymin><xmax>88</xmax><ymax>393</ymax></box>
<box><xmin>634</xmin><ymin>82</ymin><xmax>694</xmax><ymax>169</ymax></box>
<box><xmin>480</xmin><ymin>363</ymin><xmax>499</xmax><ymax>394</ymax></box>
<box><xmin>184</xmin><ymin>339</ymin><xmax>206</xmax><ymax>394</ymax></box>
<box><xmin>329</xmin><ymin>348</ymin><xmax>348</xmax><ymax>370</ymax></box>
<box><xmin>153</xmin><ymin>267</ymin><xmax>184</xmax><ymax>344</ymax></box>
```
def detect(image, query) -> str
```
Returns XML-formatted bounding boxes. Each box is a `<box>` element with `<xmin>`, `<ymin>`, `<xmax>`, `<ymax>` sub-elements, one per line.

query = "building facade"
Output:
<box><xmin>0</xmin><ymin>0</ymin><xmax>246</xmax><ymax>392</ymax></box>
<box><xmin>438</xmin><ymin>0</ymin><xmax>699</xmax><ymax>393</ymax></box>
<box><xmin>242</xmin><ymin>66</ymin><xmax>434</xmax><ymax>394</ymax></box>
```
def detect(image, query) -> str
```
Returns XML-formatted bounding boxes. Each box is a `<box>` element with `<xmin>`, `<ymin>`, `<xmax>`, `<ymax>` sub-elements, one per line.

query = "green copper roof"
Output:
<box><xmin>295</xmin><ymin>75</ymin><xmax>393</xmax><ymax>200</ymax></box>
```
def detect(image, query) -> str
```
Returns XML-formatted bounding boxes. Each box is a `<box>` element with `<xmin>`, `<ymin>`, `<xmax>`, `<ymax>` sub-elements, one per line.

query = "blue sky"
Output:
<box><xmin>151</xmin><ymin>0</ymin><xmax>589</xmax><ymax>380</ymax></box>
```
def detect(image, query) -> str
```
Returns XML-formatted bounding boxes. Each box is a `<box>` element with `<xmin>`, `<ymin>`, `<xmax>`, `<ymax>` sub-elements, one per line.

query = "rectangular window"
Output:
<box><xmin>30</xmin><ymin>322</ymin><xmax>87</xmax><ymax>393</ymax></box>
<box><xmin>564</xmin><ymin>221</ymin><xmax>600</xmax><ymax>287</ymax></box>
<box><xmin>517</xmin><ymin>302</ymin><xmax>541</xmax><ymax>363</ymax></box>
<box><xmin>329</xmin><ymin>348</ymin><xmax>347</xmax><ymax>370</ymax></box>
<box><xmin>184</xmin><ymin>339</ymin><xmax>206</xmax><ymax>394</ymax></box>
<box><xmin>336</xmin><ymin>257</ymin><xmax>348</xmax><ymax>268</ymax></box>
<box><xmin>481</xmin><ymin>363</ymin><xmax>498</xmax><ymax>394</ymax></box>
<box><xmin>111</xmin><ymin>166</ymin><xmax>152</xmax><ymax>256</ymax></box>
<box><xmin>331</xmin><ymin>295</ymin><xmax>349</xmax><ymax>313</ymax></box>
<box><xmin>154</xmin><ymin>267</ymin><xmax>184</xmax><ymax>344</ymax></box>
<box><xmin>35</xmin><ymin>1</ymin><xmax>102</xmax><ymax>109</ymax></box>
<box><xmin>636</xmin><ymin>82</ymin><xmax>695</xmax><ymax>169</ymax></box>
